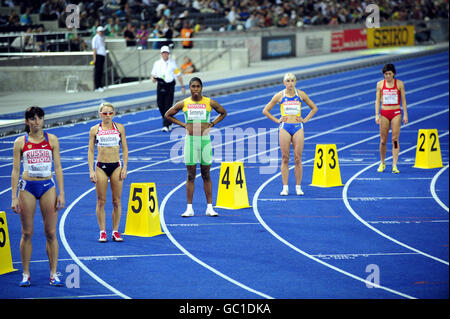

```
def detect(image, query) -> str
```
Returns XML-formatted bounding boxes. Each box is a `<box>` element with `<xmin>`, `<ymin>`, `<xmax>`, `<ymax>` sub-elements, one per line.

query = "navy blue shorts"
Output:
<box><xmin>19</xmin><ymin>179</ymin><xmax>55</xmax><ymax>199</ymax></box>
<box><xmin>279</xmin><ymin>122</ymin><xmax>303</xmax><ymax>136</ymax></box>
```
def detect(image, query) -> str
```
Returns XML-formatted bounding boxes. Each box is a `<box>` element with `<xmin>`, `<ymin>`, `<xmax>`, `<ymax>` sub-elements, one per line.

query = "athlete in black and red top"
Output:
<box><xmin>88</xmin><ymin>102</ymin><xmax>128</xmax><ymax>242</ymax></box>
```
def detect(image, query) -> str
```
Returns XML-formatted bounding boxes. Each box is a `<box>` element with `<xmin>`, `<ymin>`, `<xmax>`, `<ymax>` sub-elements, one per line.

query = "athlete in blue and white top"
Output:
<box><xmin>263</xmin><ymin>72</ymin><xmax>318</xmax><ymax>196</ymax></box>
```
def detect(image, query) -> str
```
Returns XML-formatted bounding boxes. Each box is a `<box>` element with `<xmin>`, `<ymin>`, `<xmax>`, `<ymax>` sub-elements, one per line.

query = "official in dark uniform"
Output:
<box><xmin>151</xmin><ymin>45</ymin><xmax>186</xmax><ymax>131</ymax></box>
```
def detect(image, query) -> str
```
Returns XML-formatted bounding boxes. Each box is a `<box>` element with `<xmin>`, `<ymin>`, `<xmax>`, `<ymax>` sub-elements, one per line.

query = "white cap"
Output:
<box><xmin>96</xmin><ymin>26</ymin><xmax>104</xmax><ymax>32</ymax></box>
<box><xmin>160</xmin><ymin>45</ymin><xmax>170</xmax><ymax>53</ymax></box>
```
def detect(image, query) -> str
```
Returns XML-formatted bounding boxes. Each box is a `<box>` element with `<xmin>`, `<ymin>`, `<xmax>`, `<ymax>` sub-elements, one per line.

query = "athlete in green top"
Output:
<box><xmin>165</xmin><ymin>77</ymin><xmax>227</xmax><ymax>217</ymax></box>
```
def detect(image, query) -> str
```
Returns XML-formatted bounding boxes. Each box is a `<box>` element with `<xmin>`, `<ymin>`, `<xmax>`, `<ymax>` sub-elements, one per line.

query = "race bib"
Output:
<box><xmin>283</xmin><ymin>101</ymin><xmax>300</xmax><ymax>115</ymax></box>
<box><xmin>187</xmin><ymin>104</ymin><xmax>207</xmax><ymax>121</ymax></box>
<box><xmin>28</xmin><ymin>162</ymin><xmax>52</xmax><ymax>177</ymax></box>
<box><xmin>382</xmin><ymin>90</ymin><xmax>398</xmax><ymax>105</ymax></box>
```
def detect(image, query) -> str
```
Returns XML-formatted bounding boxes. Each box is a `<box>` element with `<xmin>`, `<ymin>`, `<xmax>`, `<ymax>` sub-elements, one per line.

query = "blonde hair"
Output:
<box><xmin>99</xmin><ymin>102</ymin><xmax>114</xmax><ymax>113</ymax></box>
<box><xmin>283</xmin><ymin>73</ymin><xmax>296</xmax><ymax>82</ymax></box>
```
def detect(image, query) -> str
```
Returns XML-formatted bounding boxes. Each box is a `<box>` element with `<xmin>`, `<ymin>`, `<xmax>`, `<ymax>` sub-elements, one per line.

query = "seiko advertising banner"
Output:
<box><xmin>367</xmin><ymin>25</ymin><xmax>415</xmax><ymax>48</ymax></box>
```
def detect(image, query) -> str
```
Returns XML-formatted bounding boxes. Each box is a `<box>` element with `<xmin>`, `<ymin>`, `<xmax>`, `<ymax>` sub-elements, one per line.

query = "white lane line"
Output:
<box><xmin>251</xmin><ymin>109</ymin><xmax>448</xmax><ymax>299</ymax></box>
<box><xmin>430</xmin><ymin>164</ymin><xmax>449</xmax><ymax>212</ymax></box>
<box><xmin>59</xmin><ymin>186</ymin><xmax>131</xmax><ymax>299</ymax></box>
<box><xmin>13</xmin><ymin>253</ymin><xmax>185</xmax><ymax>264</ymax></box>
<box><xmin>252</xmin><ymin>179</ymin><xmax>416</xmax><ymax>299</ymax></box>
<box><xmin>56</xmin><ymin>76</ymin><xmax>448</xmax><ymax>298</ymax></box>
<box><xmin>159</xmin><ymin>182</ymin><xmax>275</xmax><ymax>299</ymax></box>
<box><xmin>312</xmin><ymin>252</ymin><xmax>421</xmax><ymax>259</ymax></box>
<box><xmin>342</xmin><ymin>132</ymin><xmax>449</xmax><ymax>266</ymax></box>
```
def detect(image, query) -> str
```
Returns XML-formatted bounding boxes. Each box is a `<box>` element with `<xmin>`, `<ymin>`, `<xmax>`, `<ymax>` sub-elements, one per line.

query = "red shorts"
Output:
<box><xmin>380</xmin><ymin>108</ymin><xmax>401</xmax><ymax>121</ymax></box>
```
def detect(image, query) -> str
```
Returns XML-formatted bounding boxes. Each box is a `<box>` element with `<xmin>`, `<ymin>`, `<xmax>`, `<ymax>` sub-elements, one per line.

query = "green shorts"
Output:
<box><xmin>184</xmin><ymin>135</ymin><xmax>212</xmax><ymax>166</ymax></box>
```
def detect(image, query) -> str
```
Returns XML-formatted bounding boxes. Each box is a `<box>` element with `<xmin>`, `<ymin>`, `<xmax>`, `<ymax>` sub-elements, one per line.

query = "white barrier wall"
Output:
<box><xmin>296</xmin><ymin>30</ymin><xmax>332</xmax><ymax>56</ymax></box>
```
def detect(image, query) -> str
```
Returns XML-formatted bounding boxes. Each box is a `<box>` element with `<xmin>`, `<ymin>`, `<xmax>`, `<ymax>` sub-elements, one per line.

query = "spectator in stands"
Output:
<box><xmin>161</xmin><ymin>21</ymin><xmax>174</xmax><ymax>49</ymax></box>
<box><xmin>34</xmin><ymin>26</ymin><xmax>46</xmax><ymax>51</ymax></box>
<box><xmin>11</xmin><ymin>28</ymin><xmax>38</xmax><ymax>51</ymax></box>
<box><xmin>104</xmin><ymin>17</ymin><xmax>119</xmax><ymax>37</ymax></box>
<box><xmin>180</xmin><ymin>20</ymin><xmax>194</xmax><ymax>49</ymax></box>
<box><xmin>20</xmin><ymin>7</ymin><xmax>32</xmax><ymax>25</ymax></box>
<box><xmin>115</xmin><ymin>5</ymin><xmax>128</xmax><ymax>22</ymax></box>
<box><xmin>39</xmin><ymin>0</ymin><xmax>56</xmax><ymax>21</ymax></box>
<box><xmin>8</xmin><ymin>9</ymin><xmax>20</xmax><ymax>26</ymax></box>
<box><xmin>181</xmin><ymin>56</ymin><xmax>195</xmax><ymax>74</ymax></box>
<box><xmin>91</xmin><ymin>19</ymin><xmax>101</xmax><ymax>37</ymax></box>
<box><xmin>92</xmin><ymin>26</ymin><xmax>106</xmax><ymax>92</ymax></box>
<box><xmin>137</xmin><ymin>23</ymin><xmax>149</xmax><ymax>49</ymax></box>
<box><xmin>151</xmin><ymin>24</ymin><xmax>163</xmax><ymax>49</ymax></box>
<box><xmin>66</xmin><ymin>27</ymin><xmax>86</xmax><ymax>51</ymax></box>
<box><xmin>123</xmin><ymin>23</ymin><xmax>136</xmax><ymax>49</ymax></box>
<box><xmin>245</xmin><ymin>12</ymin><xmax>256</xmax><ymax>30</ymax></box>
<box><xmin>226</xmin><ymin>6</ymin><xmax>237</xmax><ymax>25</ymax></box>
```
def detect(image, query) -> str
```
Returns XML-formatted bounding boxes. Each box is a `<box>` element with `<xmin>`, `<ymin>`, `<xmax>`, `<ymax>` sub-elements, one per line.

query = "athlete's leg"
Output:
<box><xmin>39</xmin><ymin>187</ymin><xmax>59</xmax><ymax>276</ymax></box>
<box><xmin>390</xmin><ymin>114</ymin><xmax>402</xmax><ymax>167</ymax></box>
<box><xmin>95</xmin><ymin>168</ymin><xmax>109</xmax><ymax>231</ymax></box>
<box><xmin>291</xmin><ymin>128</ymin><xmax>305</xmax><ymax>186</ymax></box>
<box><xmin>200</xmin><ymin>164</ymin><xmax>212</xmax><ymax>204</ymax></box>
<box><xmin>379</xmin><ymin>115</ymin><xmax>390</xmax><ymax>164</ymax></box>
<box><xmin>109</xmin><ymin>166</ymin><xmax>123</xmax><ymax>232</ymax></box>
<box><xmin>279</xmin><ymin>128</ymin><xmax>292</xmax><ymax>186</ymax></box>
<box><xmin>186</xmin><ymin>165</ymin><xmax>196</xmax><ymax>204</ymax></box>
<box><xmin>18</xmin><ymin>189</ymin><xmax>37</xmax><ymax>277</ymax></box>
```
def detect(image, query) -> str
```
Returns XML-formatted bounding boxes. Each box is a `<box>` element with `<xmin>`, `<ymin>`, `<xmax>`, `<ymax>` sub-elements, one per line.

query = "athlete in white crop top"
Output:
<box><xmin>11</xmin><ymin>106</ymin><xmax>65</xmax><ymax>287</ymax></box>
<box><xmin>88</xmin><ymin>102</ymin><xmax>128</xmax><ymax>242</ymax></box>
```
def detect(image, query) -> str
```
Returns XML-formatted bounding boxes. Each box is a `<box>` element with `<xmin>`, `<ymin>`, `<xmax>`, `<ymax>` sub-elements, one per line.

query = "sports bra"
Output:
<box><xmin>95</xmin><ymin>122</ymin><xmax>121</xmax><ymax>147</ymax></box>
<box><xmin>183</xmin><ymin>96</ymin><xmax>212</xmax><ymax>123</ymax></box>
<box><xmin>22</xmin><ymin>132</ymin><xmax>53</xmax><ymax>178</ymax></box>
<box><xmin>381</xmin><ymin>79</ymin><xmax>400</xmax><ymax>106</ymax></box>
<box><xmin>280</xmin><ymin>89</ymin><xmax>302</xmax><ymax>116</ymax></box>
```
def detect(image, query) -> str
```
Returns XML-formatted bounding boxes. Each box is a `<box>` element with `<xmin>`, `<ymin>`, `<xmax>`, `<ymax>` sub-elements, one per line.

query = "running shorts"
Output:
<box><xmin>184</xmin><ymin>135</ymin><xmax>212</xmax><ymax>166</ymax></box>
<box><xmin>19</xmin><ymin>178</ymin><xmax>55</xmax><ymax>199</ymax></box>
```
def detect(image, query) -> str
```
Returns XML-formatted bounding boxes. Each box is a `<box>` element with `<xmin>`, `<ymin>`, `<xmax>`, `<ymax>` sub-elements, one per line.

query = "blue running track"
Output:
<box><xmin>0</xmin><ymin>51</ymin><xmax>448</xmax><ymax>301</ymax></box>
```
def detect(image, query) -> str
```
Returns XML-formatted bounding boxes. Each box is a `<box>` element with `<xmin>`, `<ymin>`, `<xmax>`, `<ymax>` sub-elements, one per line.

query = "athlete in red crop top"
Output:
<box><xmin>88</xmin><ymin>102</ymin><xmax>128</xmax><ymax>242</ymax></box>
<box><xmin>11</xmin><ymin>106</ymin><xmax>65</xmax><ymax>287</ymax></box>
<box><xmin>375</xmin><ymin>63</ymin><xmax>408</xmax><ymax>173</ymax></box>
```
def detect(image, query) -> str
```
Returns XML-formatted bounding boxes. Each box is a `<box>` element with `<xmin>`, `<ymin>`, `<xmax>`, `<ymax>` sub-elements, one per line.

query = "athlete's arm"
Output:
<box><xmin>375</xmin><ymin>80</ymin><xmax>382</xmax><ymax>124</ymax></box>
<box><xmin>165</xmin><ymin>101</ymin><xmax>186</xmax><ymax>127</ymax></box>
<box><xmin>398</xmin><ymin>80</ymin><xmax>408</xmax><ymax>124</ymax></box>
<box><xmin>209</xmin><ymin>99</ymin><xmax>227</xmax><ymax>127</ymax></box>
<box><xmin>11</xmin><ymin>136</ymin><xmax>23</xmax><ymax>213</ymax></box>
<box><xmin>263</xmin><ymin>91</ymin><xmax>283</xmax><ymax>123</ymax></box>
<box><xmin>298</xmin><ymin>90</ymin><xmax>318</xmax><ymax>123</ymax></box>
<box><xmin>88</xmin><ymin>125</ymin><xmax>98</xmax><ymax>183</ymax></box>
<box><xmin>49</xmin><ymin>133</ymin><xmax>65</xmax><ymax>210</ymax></box>
<box><xmin>118</xmin><ymin>123</ymin><xmax>128</xmax><ymax>180</ymax></box>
